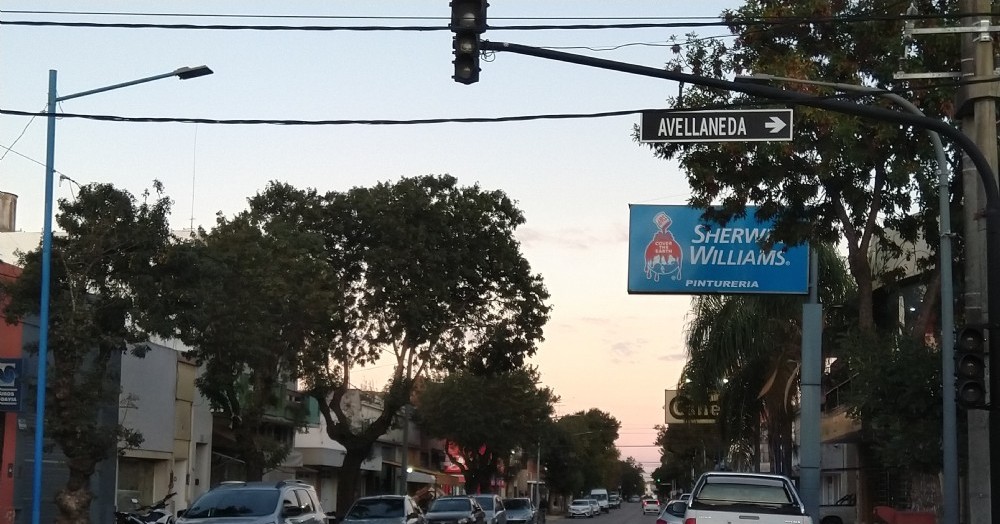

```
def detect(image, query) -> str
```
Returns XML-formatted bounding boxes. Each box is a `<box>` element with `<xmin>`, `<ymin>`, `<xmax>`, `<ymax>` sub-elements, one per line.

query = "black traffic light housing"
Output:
<box><xmin>955</xmin><ymin>326</ymin><xmax>989</xmax><ymax>410</ymax></box>
<box><xmin>450</xmin><ymin>0</ymin><xmax>488</xmax><ymax>84</ymax></box>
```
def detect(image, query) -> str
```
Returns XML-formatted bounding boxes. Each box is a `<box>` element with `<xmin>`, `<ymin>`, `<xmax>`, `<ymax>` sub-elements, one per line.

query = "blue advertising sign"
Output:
<box><xmin>628</xmin><ymin>205</ymin><xmax>809</xmax><ymax>295</ymax></box>
<box><xmin>0</xmin><ymin>358</ymin><xmax>21</xmax><ymax>412</ymax></box>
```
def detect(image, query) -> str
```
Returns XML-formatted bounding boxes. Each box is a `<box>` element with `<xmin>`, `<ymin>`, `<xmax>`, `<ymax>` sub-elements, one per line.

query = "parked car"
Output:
<box><xmin>586</xmin><ymin>499</ymin><xmax>601</xmax><ymax>517</ymax></box>
<box><xmin>567</xmin><ymin>499</ymin><xmax>594</xmax><ymax>519</ymax></box>
<box><xmin>178</xmin><ymin>479</ymin><xmax>328</xmax><ymax>524</ymax></box>
<box><xmin>588</xmin><ymin>489</ymin><xmax>609</xmax><ymax>513</ymax></box>
<box><xmin>502</xmin><ymin>498</ymin><xmax>536</xmax><ymax>524</ymax></box>
<box><xmin>608</xmin><ymin>494</ymin><xmax>621</xmax><ymax>509</ymax></box>
<box><xmin>655</xmin><ymin>501</ymin><xmax>687</xmax><ymax>524</ymax></box>
<box><xmin>686</xmin><ymin>472</ymin><xmax>811</xmax><ymax>524</ymax></box>
<box><xmin>641</xmin><ymin>498</ymin><xmax>661</xmax><ymax>515</ymax></box>
<box><xmin>473</xmin><ymin>494</ymin><xmax>507</xmax><ymax>524</ymax></box>
<box><xmin>340</xmin><ymin>495</ymin><xmax>426</xmax><ymax>524</ymax></box>
<box><xmin>426</xmin><ymin>496</ymin><xmax>486</xmax><ymax>524</ymax></box>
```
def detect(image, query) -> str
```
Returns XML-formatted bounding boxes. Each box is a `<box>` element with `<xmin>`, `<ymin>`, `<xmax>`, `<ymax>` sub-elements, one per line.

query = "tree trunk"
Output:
<box><xmin>337</xmin><ymin>448</ymin><xmax>369</xmax><ymax>514</ymax></box>
<box><xmin>54</xmin><ymin>456</ymin><xmax>97</xmax><ymax>524</ymax></box>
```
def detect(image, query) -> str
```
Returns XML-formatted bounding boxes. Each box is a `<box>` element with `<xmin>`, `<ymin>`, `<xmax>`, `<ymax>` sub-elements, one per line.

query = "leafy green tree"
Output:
<box><xmin>1</xmin><ymin>183</ymin><xmax>170</xmax><ymax>524</ymax></box>
<box><xmin>415</xmin><ymin>367</ymin><xmax>557</xmax><ymax>493</ymax></box>
<box><xmin>655</xmin><ymin>422</ymin><xmax>720</xmax><ymax>493</ymax></box>
<box><xmin>638</xmin><ymin>0</ymin><xmax>957</xmax><ymax>334</ymax></box>
<box><xmin>556</xmin><ymin>410</ymin><xmax>621</xmax><ymax>492</ymax></box>
<box><xmin>641</xmin><ymin>0</ymin><xmax>959</xmax><ymax>492</ymax></box>
<box><xmin>616</xmin><ymin>457</ymin><xmax>646</xmax><ymax>500</ymax></box>
<box><xmin>248</xmin><ymin>176</ymin><xmax>550</xmax><ymax>508</ymax></box>
<box><xmin>539</xmin><ymin>423</ymin><xmax>586</xmax><ymax>500</ymax></box>
<box><xmin>151</xmin><ymin>207</ymin><xmax>335</xmax><ymax>479</ymax></box>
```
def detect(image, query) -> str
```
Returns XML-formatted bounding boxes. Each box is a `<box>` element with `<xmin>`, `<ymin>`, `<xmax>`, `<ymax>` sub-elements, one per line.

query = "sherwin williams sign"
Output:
<box><xmin>628</xmin><ymin>204</ymin><xmax>809</xmax><ymax>295</ymax></box>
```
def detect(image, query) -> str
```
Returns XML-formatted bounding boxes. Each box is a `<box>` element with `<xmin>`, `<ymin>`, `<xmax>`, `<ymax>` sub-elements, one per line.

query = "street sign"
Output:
<box><xmin>639</xmin><ymin>108</ymin><xmax>794</xmax><ymax>143</ymax></box>
<box><xmin>664</xmin><ymin>390</ymin><xmax>719</xmax><ymax>424</ymax></box>
<box><xmin>627</xmin><ymin>204</ymin><xmax>809</xmax><ymax>295</ymax></box>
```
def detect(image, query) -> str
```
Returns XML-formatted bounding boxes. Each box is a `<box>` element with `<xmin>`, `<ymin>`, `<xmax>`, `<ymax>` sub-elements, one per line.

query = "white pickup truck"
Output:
<box><xmin>684</xmin><ymin>472</ymin><xmax>813</xmax><ymax>524</ymax></box>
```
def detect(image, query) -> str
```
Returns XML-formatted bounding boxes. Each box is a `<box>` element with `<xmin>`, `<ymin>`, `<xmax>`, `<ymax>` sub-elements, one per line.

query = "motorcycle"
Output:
<box><xmin>115</xmin><ymin>492</ymin><xmax>177</xmax><ymax>524</ymax></box>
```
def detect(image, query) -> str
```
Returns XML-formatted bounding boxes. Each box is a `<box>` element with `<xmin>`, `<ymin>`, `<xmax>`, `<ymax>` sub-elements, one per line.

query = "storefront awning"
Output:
<box><xmin>407</xmin><ymin>471</ymin><xmax>436</xmax><ymax>484</ymax></box>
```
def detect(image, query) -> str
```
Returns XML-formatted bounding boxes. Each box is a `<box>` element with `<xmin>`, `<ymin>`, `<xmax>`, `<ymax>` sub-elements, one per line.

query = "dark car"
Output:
<box><xmin>340</xmin><ymin>495</ymin><xmax>426</xmax><ymax>524</ymax></box>
<box><xmin>502</xmin><ymin>498</ymin><xmax>536</xmax><ymax>524</ymax></box>
<box><xmin>472</xmin><ymin>495</ymin><xmax>507</xmax><ymax>524</ymax></box>
<box><xmin>178</xmin><ymin>479</ymin><xmax>327</xmax><ymax>524</ymax></box>
<box><xmin>425</xmin><ymin>496</ymin><xmax>486</xmax><ymax>524</ymax></box>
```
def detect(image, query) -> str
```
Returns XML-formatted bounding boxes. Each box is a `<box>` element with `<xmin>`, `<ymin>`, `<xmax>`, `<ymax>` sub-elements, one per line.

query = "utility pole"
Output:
<box><xmin>957</xmin><ymin>1</ymin><xmax>997</xmax><ymax>522</ymax></box>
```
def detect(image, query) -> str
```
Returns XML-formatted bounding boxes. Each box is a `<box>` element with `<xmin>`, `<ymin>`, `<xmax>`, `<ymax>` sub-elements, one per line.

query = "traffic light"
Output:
<box><xmin>450</xmin><ymin>0</ymin><xmax>488</xmax><ymax>84</ymax></box>
<box><xmin>955</xmin><ymin>326</ymin><xmax>989</xmax><ymax>410</ymax></box>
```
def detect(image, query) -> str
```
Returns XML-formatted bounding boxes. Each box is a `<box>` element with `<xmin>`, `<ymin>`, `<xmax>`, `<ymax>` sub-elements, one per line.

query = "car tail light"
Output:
<box><xmin>684</xmin><ymin>519</ymin><xmax>696</xmax><ymax>524</ymax></box>
<box><xmin>656</xmin><ymin>519</ymin><xmax>667</xmax><ymax>524</ymax></box>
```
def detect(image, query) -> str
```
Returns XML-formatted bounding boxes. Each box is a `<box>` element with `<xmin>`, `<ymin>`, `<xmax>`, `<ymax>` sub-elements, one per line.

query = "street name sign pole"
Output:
<box><xmin>639</xmin><ymin>109</ymin><xmax>794</xmax><ymax>142</ymax></box>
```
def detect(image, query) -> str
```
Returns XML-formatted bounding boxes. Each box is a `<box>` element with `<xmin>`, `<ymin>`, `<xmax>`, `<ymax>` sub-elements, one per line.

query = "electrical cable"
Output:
<box><xmin>0</xmin><ymin>12</ymin><xmax>991</xmax><ymax>31</ymax></box>
<box><xmin>0</xmin><ymin>76</ymin><xmax>986</xmax><ymax>126</ymax></box>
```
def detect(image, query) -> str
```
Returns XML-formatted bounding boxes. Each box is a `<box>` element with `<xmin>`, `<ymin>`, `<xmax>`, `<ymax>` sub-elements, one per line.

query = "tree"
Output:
<box><xmin>248</xmin><ymin>175</ymin><xmax>550</xmax><ymax>508</ymax></box>
<box><xmin>415</xmin><ymin>367</ymin><xmax>557</xmax><ymax>493</ymax></box>
<box><xmin>151</xmin><ymin>206</ymin><xmax>336</xmax><ymax>479</ymax></box>
<box><xmin>637</xmin><ymin>0</ymin><xmax>957</xmax><ymax>334</ymax></box>
<box><xmin>617</xmin><ymin>457</ymin><xmax>646</xmax><ymax>499</ymax></box>
<box><xmin>1</xmin><ymin>183</ymin><xmax>171</xmax><ymax>524</ymax></box>
<box><xmin>655</xmin><ymin>422</ymin><xmax>721</xmax><ymax>493</ymax></box>
<box><xmin>680</xmin><ymin>245</ymin><xmax>854</xmax><ymax>472</ymax></box>
<box><xmin>539</xmin><ymin>423</ymin><xmax>586</xmax><ymax>499</ymax></box>
<box><xmin>640</xmin><ymin>0</ymin><xmax>959</xmax><ymax>494</ymax></box>
<box><xmin>555</xmin><ymin>410</ymin><xmax>621</xmax><ymax>492</ymax></box>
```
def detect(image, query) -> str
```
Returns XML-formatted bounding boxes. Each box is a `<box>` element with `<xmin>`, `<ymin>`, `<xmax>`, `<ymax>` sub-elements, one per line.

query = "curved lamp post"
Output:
<box><xmin>734</xmin><ymin>73</ymin><xmax>959</xmax><ymax>524</ymax></box>
<box><xmin>35</xmin><ymin>65</ymin><xmax>213</xmax><ymax>524</ymax></box>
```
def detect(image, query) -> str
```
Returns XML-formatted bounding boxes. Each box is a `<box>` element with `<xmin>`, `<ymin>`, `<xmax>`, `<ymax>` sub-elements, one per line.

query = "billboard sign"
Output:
<box><xmin>628</xmin><ymin>204</ymin><xmax>809</xmax><ymax>295</ymax></box>
<box><xmin>0</xmin><ymin>358</ymin><xmax>22</xmax><ymax>412</ymax></box>
<box><xmin>664</xmin><ymin>389</ymin><xmax>719</xmax><ymax>424</ymax></box>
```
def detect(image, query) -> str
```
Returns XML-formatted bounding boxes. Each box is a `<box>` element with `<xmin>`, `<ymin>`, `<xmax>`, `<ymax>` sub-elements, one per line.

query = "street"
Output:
<box><xmin>551</xmin><ymin>505</ymin><xmax>660</xmax><ymax>524</ymax></box>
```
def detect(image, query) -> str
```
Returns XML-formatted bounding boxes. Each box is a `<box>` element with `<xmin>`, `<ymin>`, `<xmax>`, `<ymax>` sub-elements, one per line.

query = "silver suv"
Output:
<box><xmin>178</xmin><ymin>479</ymin><xmax>328</xmax><ymax>524</ymax></box>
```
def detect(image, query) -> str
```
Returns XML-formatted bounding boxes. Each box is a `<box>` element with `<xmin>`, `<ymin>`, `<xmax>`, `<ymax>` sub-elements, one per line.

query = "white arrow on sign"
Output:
<box><xmin>764</xmin><ymin>116</ymin><xmax>787</xmax><ymax>134</ymax></box>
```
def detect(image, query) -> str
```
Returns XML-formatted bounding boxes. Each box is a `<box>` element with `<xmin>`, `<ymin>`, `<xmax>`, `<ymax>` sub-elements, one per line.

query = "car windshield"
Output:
<box><xmin>429</xmin><ymin>499</ymin><xmax>471</xmax><ymax>513</ymax></box>
<box><xmin>185</xmin><ymin>489</ymin><xmax>279</xmax><ymax>518</ymax></box>
<box><xmin>347</xmin><ymin>498</ymin><xmax>405</xmax><ymax>519</ymax></box>
<box><xmin>697</xmin><ymin>480</ymin><xmax>793</xmax><ymax>505</ymax></box>
<box><xmin>571</xmin><ymin>500</ymin><xmax>590</xmax><ymax>506</ymax></box>
<box><xmin>504</xmin><ymin>500</ymin><xmax>531</xmax><ymax>510</ymax></box>
<box><xmin>474</xmin><ymin>497</ymin><xmax>494</xmax><ymax>510</ymax></box>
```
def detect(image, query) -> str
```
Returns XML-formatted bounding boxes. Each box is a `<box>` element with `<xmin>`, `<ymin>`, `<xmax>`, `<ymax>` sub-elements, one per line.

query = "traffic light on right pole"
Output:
<box><xmin>955</xmin><ymin>326</ymin><xmax>989</xmax><ymax>410</ymax></box>
<box><xmin>450</xmin><ymin>0</ymin><xmax>488</xmax><ymax>84</ymax></box>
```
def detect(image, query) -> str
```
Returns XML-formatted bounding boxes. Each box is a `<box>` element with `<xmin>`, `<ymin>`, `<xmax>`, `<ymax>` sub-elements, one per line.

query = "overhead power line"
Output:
<box><xmin>0</xmin><ymin>76</ymin><xmax>991</xmax><ymax>127</ymax></box>
<box><xmin>0</xmin><ymin>12</ymin><xmax>993</xmax><ymax>32</ymax></box>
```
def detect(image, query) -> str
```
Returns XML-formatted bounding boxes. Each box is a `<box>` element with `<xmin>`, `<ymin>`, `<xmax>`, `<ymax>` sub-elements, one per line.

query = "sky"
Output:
<box><xmin>0</xmin><ymin>0</ymin><xmax>743</xmax><ymax>474</ymax></box>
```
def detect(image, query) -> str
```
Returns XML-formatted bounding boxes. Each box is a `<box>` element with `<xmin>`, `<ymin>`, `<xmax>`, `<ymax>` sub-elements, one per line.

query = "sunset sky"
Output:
<box><xmin>0</xmin><ymin>0</ymin><xmax>743</xmax><ymax>473</ymax></box>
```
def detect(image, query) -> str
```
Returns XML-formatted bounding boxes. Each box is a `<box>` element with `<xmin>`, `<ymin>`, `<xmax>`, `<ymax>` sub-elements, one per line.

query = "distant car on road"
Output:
<box><xmin>641</xmin><ymin>498</ymin><xmax>661</xmax><ymax>515</ymax></box>
<box><xmin>608</xmin><ymin>494</ymin><xmax>621</xmax><ymax>510</ymax></box>
<box><xmin>628</xmin><ymin>496</ymin><xmax>640</xmax><ymax>503</ymax></box>
<box><xmin>567</xmin><ymin>499</ymin><xmax>594</xmax><ymax>519</ymax></box>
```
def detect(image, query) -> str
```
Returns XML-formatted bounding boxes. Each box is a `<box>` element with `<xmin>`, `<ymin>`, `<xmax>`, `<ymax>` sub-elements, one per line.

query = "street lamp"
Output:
<box><xmin>735</xmin><ymin>73</ymin><xmax>958</xmax><ymax>524</ymax></box>
<box><xmin>34</xmin><ymin>65</ymin><xmax>213</xmax><ymax>524</ymax></box>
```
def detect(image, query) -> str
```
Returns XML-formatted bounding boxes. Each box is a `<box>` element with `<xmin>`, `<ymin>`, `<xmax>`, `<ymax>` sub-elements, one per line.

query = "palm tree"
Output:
<box><xmin>679</xmin><ymin>244</ymin><xmax>856</xmax><ymax>473</ymax></box>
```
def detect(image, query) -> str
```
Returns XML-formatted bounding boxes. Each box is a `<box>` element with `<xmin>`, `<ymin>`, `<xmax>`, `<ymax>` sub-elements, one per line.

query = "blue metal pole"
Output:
<box><xmin>32</xmin><ymin>69</ymin><xmax>57</xmax><ymax>524</ymax></box>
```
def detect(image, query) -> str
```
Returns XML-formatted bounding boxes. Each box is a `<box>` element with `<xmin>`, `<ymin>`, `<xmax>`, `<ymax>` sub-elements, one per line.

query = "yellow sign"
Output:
<box><xmin>663</xmin><ymin>389</ymin><xmax>720</xmax><ymax>424</ymax></box>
